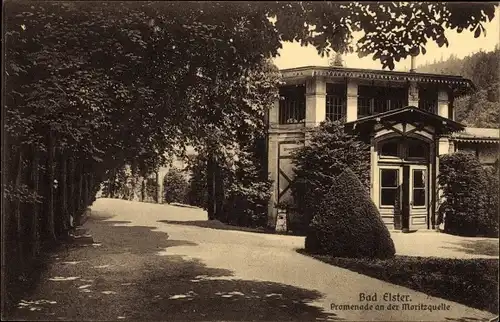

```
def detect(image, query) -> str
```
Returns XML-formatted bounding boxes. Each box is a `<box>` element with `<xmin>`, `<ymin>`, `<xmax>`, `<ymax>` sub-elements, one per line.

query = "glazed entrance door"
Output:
<box><xmin>401</xmin><ymin>165</ymin><xmax>428</xmax><ymax>231</ymax></box>
<box><xmin>409</xmin><ymin>165</ymin><xmax>428</xmax><ymax>230</ymax></box>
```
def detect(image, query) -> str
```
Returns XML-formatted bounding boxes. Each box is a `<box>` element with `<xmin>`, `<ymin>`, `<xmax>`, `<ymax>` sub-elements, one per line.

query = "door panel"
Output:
<box><xmin>378</xmin><ymin>166</ymin><xmax>403</xmax><ymax>228</ymax></box>
<box><xmin>409</xmin><ymin>165</ymin><xmax>428</xmax><ymax>229</ymax></box>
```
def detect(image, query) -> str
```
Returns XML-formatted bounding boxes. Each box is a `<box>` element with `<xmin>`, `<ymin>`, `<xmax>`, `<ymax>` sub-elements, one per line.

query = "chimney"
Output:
<box><xmin>410</xmin><ymin>56</ymin><xmax>416</xmax><ymax>73</ymax></box>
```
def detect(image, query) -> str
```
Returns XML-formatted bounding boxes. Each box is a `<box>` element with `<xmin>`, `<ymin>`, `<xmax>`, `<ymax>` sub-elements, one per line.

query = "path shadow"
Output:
<box><xmin>158</xmin><ymin>219</ymin><xmax>275</xmax><ymax>235</ymax></box>
<box><xmin>442</xmin><ymin>239</ymin><xmax>499</xmax><ymax>257</ymax></box>
<box><xmin>83</xmin><ymin>218</ymin><xmax>198</xmax><ymax>255</ymax></box>
<box><xmin>130</xmin><ymin>255</ymin><xmax>341</xmax><ymax>321</ymax></box>
<box><xmin>9</xmin><ymin>211</ymin><xmax>340</xmax><ymax>321</ymax></box>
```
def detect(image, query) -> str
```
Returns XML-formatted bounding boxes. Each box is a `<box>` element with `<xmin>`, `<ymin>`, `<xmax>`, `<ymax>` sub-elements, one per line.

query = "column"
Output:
<box><xmin>448</xmin><ymin>139</ymin><xmax>456</xmax><ymax>154</ymax></box>
<box><xmin>438</xmin><ymin>136</ymin><xmax>451</xmax><ymax>156</ymax></box>
<box><xmin>370</xmin><ymin>135</ymin><xmax>377</xmax><ymax>201</ymax></box>
<box><xmin>305</xmin><ymin>76</ymin><xmax>326</xmax><ymax>127</ymax></box>
<box><xmin>408</xmin><ymin>81</ymin><xmax>419</xmax><ymax>107</ymax></box>
<box><xmin>267</xmin><ymin>134</ymin><xmax>279</xmax><ymax>228</ymax></box>
<box><xmin>437</xmin><ymin>89</ymin><xmax>449</xmax><ymax>118</ymax></box>
<box><xmin>269</xmin><ymin>98</ymin><xmax>280</xmax><ymax>127</ymax></box>
<box><xmin>346</xmin><ymin>79</ymin><xmax>358</xmax><ymax>122</ymax></box>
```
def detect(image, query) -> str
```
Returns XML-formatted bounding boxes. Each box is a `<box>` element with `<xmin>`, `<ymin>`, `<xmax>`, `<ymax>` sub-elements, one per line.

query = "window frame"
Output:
<box><xmin>411</xmin><ymin>168</ymin><xmax>427</xmax><ymax>209</ymax></box>
<box><xmin>325</xmin><ymin>83</ymin><xmax>347</xmax><ymax>122</ymax></box>
<box><xmin>379</xmin><ymin>167</ymin><xmax>401</xmax><ymax>208</ymax></box>
<box><xmin>278</xmin><ymin>85</ymin><xmax>306</xmax><ymax>125</ymax></box>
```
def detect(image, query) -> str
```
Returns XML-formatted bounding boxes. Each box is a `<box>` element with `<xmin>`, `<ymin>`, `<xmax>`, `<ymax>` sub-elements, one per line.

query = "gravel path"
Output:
<box><xmin>7</xmin><ymin>198</ymin><xmax>497</xmax><ymax>321</ymax></box>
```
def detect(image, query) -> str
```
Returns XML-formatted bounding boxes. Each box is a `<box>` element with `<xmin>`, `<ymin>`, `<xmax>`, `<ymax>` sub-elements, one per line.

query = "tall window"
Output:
<box><xmin>418</xmin><ymin>85</ymin><xmax>438</xmax><ymax>113</ymax></box>
<box><xmin>380</xmin><ymin>169</ymin><xmax>400</xmax><ymax>207</ymax></box>
<box><xmin>358</xmin><ymin>86</ymin><xmax>407</xmax><ymax>118</ymax></box>
<box><xmin>412</xmin><ymin>169</ymin><xmax>426</xmax><ymax>207</ymax></box>
<box><xmin>325</xmin><ymin>83</ymin><xmax>346</xmax><ymax>122</ymax></box>
<box><xmin>279</xmin><ymin>85</ymin><xmax>306</xmax><ymax>124</ymax></box>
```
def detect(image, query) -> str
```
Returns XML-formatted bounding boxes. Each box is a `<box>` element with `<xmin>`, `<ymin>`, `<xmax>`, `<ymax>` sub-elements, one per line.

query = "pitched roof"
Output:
<box><xmin>344</xmin><ymin>106</ymin><xmax>465</xmax><ymax>136</ymax></box>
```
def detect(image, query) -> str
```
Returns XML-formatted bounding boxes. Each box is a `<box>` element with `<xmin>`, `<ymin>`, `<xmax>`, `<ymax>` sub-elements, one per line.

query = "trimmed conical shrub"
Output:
<box><xmin>305</xmin><ymin>168</ymin><xmax>396</xmax><ymax>259</ymax></box>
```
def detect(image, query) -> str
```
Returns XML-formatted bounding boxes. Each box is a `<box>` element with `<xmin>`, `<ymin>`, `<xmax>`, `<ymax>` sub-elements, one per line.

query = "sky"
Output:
<box><xmin>273</xmin><ymin>6</ymin><xmax>500</xmax><ymax>71</ymax></box>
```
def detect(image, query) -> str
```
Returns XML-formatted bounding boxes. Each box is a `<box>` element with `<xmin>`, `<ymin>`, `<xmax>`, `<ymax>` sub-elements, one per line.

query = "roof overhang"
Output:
<box><xmin>452</xmin><ymin>138</ymin><xmax>500</xmax><ymax>144</ymax></box>
<box><xmin>279</xmin><ymin>66</ymin><xmax>476</xmax><ymax>97</ymax></box>
<box><xmin>344</xmin><ymin>106</ymin><xmax>465</xmax><ymax>137</ymax></box>
<box><xmin>450</xmin><ymin>127</ymin><xmax>500</xmax><ymax>144</ymax></box>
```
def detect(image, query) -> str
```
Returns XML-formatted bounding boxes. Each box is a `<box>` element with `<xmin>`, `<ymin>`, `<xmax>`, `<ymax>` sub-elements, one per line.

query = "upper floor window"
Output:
<box><xmin>378</xmin><ymin>138</ymin><xmax>428</xmax><ymax>160</ymax></box>
<box><xmin>358</xmin><ymin>85</ymin><xmax>407</xmax><ymax>118</ymax></box>
<box><xmin>279</xmin><ymin>85</ymin><xmax>305</xmax><ymax>124</ymax></box>
<box><xmin>418</xmin><ymin>85</ymin><xmax>438</xmax><ymax>113</ymax></box>
<box><xmin>380</xmin><ymin>140</ymin><xmax>399</xmax><ymax>157</ymax></box>
<box><xmin>407</xmin><ymin>139</ymin><xmax>428</xmax><ymax>159</ymax></box>
<box><xmin>326</xmin><ymin>83</ymin><xmax>346</xmax><ymax>122</ymax></box>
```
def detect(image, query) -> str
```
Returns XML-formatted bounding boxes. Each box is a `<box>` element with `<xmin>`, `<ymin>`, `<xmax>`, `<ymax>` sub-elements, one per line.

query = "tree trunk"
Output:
<box><xmin>76</xmin><ymin>165</ymin><xmax>83</xmax><ymax>224</ymax></box>
<box><xmin>155</xmin><ymin>171</ymin><xmax>160</xmax><ymax>203</ymax></box>
<box><xmin>58</xmin><ymin>153</ymin><xmax>68</xmax><ymax>238</ymax></box>
<box><xmin>41</xmin><ymin>131</ymin><xmax>57</xmax><ymax>245</ymax></box>
<box><xmin>214</xmin><ymin>158</ymin><xmax>225</xmax><ymax>222</ymax></box>
<box><xmin>13</xmin><ymin>148</ymin><xmax>25</xmax><ymax>269</ymax></box>
<box><xmin>89</xmin><ymin>172</ymin><xmax>95</xmax><ymax>203</ymax></box>
<box><xmin>83</xmin><ymin>171</ymin><xmax>89</xmax><ymax>209</ymax></box>
<box><xmin>141</xmin><ymin>178</ymin><xmax>145</xmax><ymax>202</ymax></box>
<box><xmin>15</xmin><ymin>148</ymin><xmax>24</xmax><ymax>243</ymax></box>
<box><xmin>68</xmin><ymin>157</ymin><xmax>75</xmax><ymax>226</ymax></box>
<box><xmin>206</xmin><ymin>154</ymin><xmax>216</xmax><ymax>220</ymax></box>
<box><xmin>31</xmin><ymin>147</ymin><xmax>40</xmax><ymax>257</ymax></box>
<box><xmin>109</xmin><ymin>168</ymin><xmax>116</xmax><ymax>199</ymax></box>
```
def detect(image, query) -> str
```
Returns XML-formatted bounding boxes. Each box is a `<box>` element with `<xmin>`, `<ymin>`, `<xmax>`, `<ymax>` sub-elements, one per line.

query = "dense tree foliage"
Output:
<box><xmin>185</xmin><ymin>155</ymin><xmax>209</xmax><ymax>209</ymax></box>
<box><xmin>163</xmin><ymin>168</ymin><xmax>188</xmax><ymax>204</ymax></box>
<box><xmin>418</xmin><ymin>46</ymin><xmax>499</xmax><ymax>128</ymax></box>
<box><xmin>290</xmin><ymin>121</ymin><xmax>371</xmax><ymax>232</ymax></box>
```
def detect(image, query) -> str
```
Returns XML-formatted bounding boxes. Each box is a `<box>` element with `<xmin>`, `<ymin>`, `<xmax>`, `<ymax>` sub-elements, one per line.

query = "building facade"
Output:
<box><xmin>267</xmin><ymin>66</ymin><xmax>499</xmax><ymax>231</ymax></box>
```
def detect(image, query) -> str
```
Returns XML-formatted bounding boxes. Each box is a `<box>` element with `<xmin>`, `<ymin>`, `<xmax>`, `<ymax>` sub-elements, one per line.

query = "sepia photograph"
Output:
<box><xmin>2</xmin><ymin>1</ymin><xmax>499</xmax><ymax>321</ymax></box>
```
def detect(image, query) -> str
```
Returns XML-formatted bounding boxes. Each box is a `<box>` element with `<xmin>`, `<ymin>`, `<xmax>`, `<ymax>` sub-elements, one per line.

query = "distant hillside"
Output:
<box><xmin>417</xmin><ymin>46</ymin><xmax>499</xmax><ymax>128</ymax></box>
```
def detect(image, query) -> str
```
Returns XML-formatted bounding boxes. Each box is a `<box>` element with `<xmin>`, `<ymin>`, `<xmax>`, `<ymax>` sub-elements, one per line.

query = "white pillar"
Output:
<box><xmin>448</xmin><ymin>139</ymin><xmax>456</xmax><ymax>154</ymax></box>
<box><xmin>437</xmin><ymin>89</ymin><xmax>449</xmax><ymax>118</ymax></box>
<box><xmin>408</xmin><ymin>81</ymin><xmax>419</xmax><ymax>107</ymax></box>
<box><xmin>370</xmin><ymin>136</ymin><xmax>377</xmax><ymax>201</ymax></box>
<box><xmin>269</xmin><ymin>99</ymin><xmax>280</xmax><ymax>126</ymax></box>
<box><xmin>267</xmin><ymin>135</ymin><xmax>279</xmax><ymax>228</ymax></box>
<box><xmin>346</xmin><ymin>79</ymin><xmax>358</xmax><ymax>122</ymax></box>
<box><xmin>305</xmin><ymin>77</ymin><xmax>326</xmax><ymax>127</ymax></box>
<box><xmin>438</xmin><ymin>136</ymin><xmax>451</xmax><ymax>156</ymax></box>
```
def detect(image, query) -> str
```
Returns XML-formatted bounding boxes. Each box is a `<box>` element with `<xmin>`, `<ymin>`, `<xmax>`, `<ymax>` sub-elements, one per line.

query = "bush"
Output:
<box><xmin>185</xmin><ymin>156</ymin><xmax>208</xmax><ymax>209</ymax></box>
<box><xmin>438</xmin><ymin>152</ymin><xmax>498</xmax><ymax>237</ymax></box>
<box><xmin>163</xmin><ymin>168</ymin><xmax>188</xmax><ymax>204</ymax></box>
<box><xmin>290</xmin><ymin>121</ymin><xmax>370</xmax><ymax>231</ymax></box>
<box><xmin>305</xmin><ymin>168</ymin><xmax>396</xmax><ymax>259</ymax></box>
<box><xmin>222</xmin><ymin>138</ymin><xmax>272</xmax><ymax>228</ymax></box>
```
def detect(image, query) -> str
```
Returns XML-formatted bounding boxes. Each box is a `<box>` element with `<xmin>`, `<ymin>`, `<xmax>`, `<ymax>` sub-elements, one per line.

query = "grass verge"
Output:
<box><xmin>159</xmin><ymin>219</ymin><xmax>277</xmax><ymax>234</ymax></box>
<box><xmin>299</xmin><ymin>250</ymin><xmax>499</xmax><ymax>314</ymax></box>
